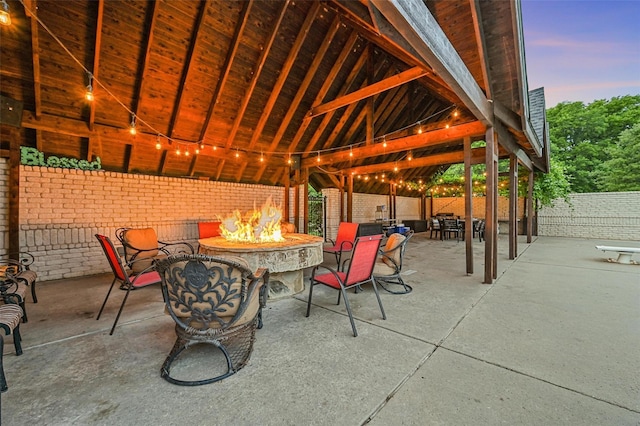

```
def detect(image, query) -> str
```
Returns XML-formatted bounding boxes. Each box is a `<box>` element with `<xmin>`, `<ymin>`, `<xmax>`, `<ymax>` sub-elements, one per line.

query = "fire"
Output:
<box><xmin>219</xmin><ymin>197</ymin><xmax>285</xmax><ymax>243</ymax></box>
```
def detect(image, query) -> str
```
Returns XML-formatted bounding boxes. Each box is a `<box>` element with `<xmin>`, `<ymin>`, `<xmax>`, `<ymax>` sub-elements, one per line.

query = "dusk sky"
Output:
<box><xmin>521</xmin><ymin>0</ymin><xmax>640</xmax><ymax>107</ymax></box>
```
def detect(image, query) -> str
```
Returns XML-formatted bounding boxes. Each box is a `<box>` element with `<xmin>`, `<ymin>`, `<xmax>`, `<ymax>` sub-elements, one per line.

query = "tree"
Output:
<box><xmin>546</xmin><ymin>95</ymin><xmax>640</xmax><ymax>192</ymax></box>
<box><xmin>597</xmin><ymin>123</ymin><xmax>640</xmax><ymax>191</ymax></box>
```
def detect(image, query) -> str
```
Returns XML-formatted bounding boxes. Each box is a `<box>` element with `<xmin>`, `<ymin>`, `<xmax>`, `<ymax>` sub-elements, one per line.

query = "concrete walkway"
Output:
<box><xmin>2</xmin><ymin>235</ymin><xmax>639</xmax><ymax>425</ymax></box>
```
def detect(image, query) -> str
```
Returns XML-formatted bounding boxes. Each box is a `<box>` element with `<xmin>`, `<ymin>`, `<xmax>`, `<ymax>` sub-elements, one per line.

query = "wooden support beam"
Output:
<box><xmin>347</xmin><ymin>174</ymin><xmax>354</xmax><ymax>222</ymax></box>
<box><xmin>308</xmin><ymin>66</ymin><xmax>428</xmax><ymax>119</ymax></box>
<box><xmin>509</xmin><ymin>154</ymin><xmax>518</xmax><ymax>259</ymax></box>
<box><xmin>301</xmin><ymin>48</ymin><xmax>371</xmax><ymax>155</ymax></box>
<box><xmin>8</xmin><ymin>128</ymin><xmax>20</xmax><ymax>253</ymax></box>
<box><xmin>303</xmin><ymin>121</ymin><xmax>485</xmax><ymax>168</ymax></box>
<box><xmin>88</xmin><ymin>0</ymin><xmax>104</xmax><ymax>130</ymax></box>
<box><xmin>217</xmin><ymin>0</ymin><xmax>289</xmax><ymax>180</ymax></box>
<box><xmin>249</xmin><ymin>5</ymin><xmax>337</xmax><ymax>182</ymax></box>
<box><xmin>464</xmin><ymin>136</ymin><xmax>473</xmax><ymax>274</ymax></box>
<box><xmin>233</xmin><ymin>2</ymin><xmax>320</xmax><ymax>181</ymax></box>
<box><xmin>168</xmin><ymin>0</ymin><xmax>209</xmax><ymax>139</ymax></box>
<box><xmin>132</xmin><ymin>0</ymin><xmax>160</xmax><ymax>117</ymax></box>
<box><xmin>527</xmin><ymin>170</ymin><xmax>534</xmax><ymax>243</ymax></box>
<box><xmin>284</xmin><ymin>171</ymin><xmax>290</xmax><ymax>222</ymax></box>
<box><xmin>19</xmin><ymin>111</ymin><xmax>288</xmax><ymax>171</ymax></box>
<box><xmin>303</xmin><ymin>168</ymin><xmax>310</xmax><ymax>234</ymax></box>
<box><xmin>370</xmin><ymin>0</ymin><xmax>493</xmax><ymax>125</ymax></box>
<box><xmin>494</xmin><ymin>119</ymin><xmax>533</xmax><ymax>171</ymax></box>
<box><xmin>27</xmin><ymin>0</ymin><xmax>41</xmax><ymax>118</ymax></box>
<box><xmin>484</xmin><ymin>126</ymin><xmax>497</xmax><ymax>284</ymax></box>
<box><xmin>344</xmin><ymin>147</ymin><xmax>486</xmax><ymax>175</ymax></box>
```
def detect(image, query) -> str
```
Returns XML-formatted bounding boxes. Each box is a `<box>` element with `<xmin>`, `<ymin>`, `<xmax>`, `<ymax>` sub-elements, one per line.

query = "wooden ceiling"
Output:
<box><xmin>0</xmin><ymin>0</ymin><xmax>547</xmax><ymax>197</ymax></box>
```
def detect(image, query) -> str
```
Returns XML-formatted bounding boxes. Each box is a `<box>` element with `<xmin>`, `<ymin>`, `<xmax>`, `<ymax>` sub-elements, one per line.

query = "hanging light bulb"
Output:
<box><xmin>235</xmin><ymin>149</ymin><xmax>240</xmax><ymax>158</ymax></box>
<box><xmin>382</xmin><ymin>136</ymin><xmax>387</xmax><ymax>148</ymax></box>
<box><xmin>316</xmin><ymin>152</ymin><xmax>321</xmax><ymax>163</ymax></box>
<box><xmin>407</xmin><ymin>151</ymin><xmax>413</xmax><ymax>161</ymax></box>
<box><xmin>212</xmin><ymin>145</ymin><xmax>217</xmax><ymax>151</ymax></box>
<box><xmin>185</xmin><ymin>150</ymin><xmax>190</xmax><ymax>157</ymax></box>
<box><xmin>0</xmin><ymin>0</ymin><xmax>11</xmax><ymax>26</ymax></box>
<box><xmin>129</xmin><ymin>114</ymin><xmax>137</xmax><ymax>135</ymax></box>
<box><xmin>287</xmin><ymin>154</ymin><xmax>292</xmax><ymax>165</ymax></box>
<box><xmin>176</xmin><ymin>148</ymin><xmax>181</xmax><ymax>156</ymax></box>
<box><xmin>195</xmin><ymin>147</ymin><xmax>200</xmax><ymax>154</ymax></box>
<box><xmin>85</xmin><ymin>73</ymin><xmax>94</xmax><ymax>102</ymax></box>
<box><xmin>349</xmin><ymin>146</ymin><xmax>353</xmax><ymax>157</ymax></box>
<box><xmin>260</xmin><ymin>151</ymin><xmax>265</xmax><ymax>163</ymax></box>
<box><xmin>155</xmin><ymin>135</ymin><xmax>162</xmax><ymax>150</ymax></box>
<box><xmin>200</xmin><ymin>143</ymin><xmax>205</xmax><ymax>150</ymax></box>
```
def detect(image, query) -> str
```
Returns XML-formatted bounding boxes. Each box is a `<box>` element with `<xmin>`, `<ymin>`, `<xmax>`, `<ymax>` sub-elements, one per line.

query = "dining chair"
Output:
<box><xmin>116</xmin><ymin>227</ymin><xmax>194</xmax><ymax>274</ymax></box>
<box><xmin>323</xmin><ymin>222</ymin><xmax>359</xmax><ymax>268</ymax></box>
<box><xmin>155</xmin><ymin>254</ymin><xmax>269</xmax><ymax>385</ymax></box>
<box><xmin>197</xmin><ymin>221</ymin><xmax>222</xmax><ymax>239</ymax></box>
<box><xmin>95</xmin><ymin>234</ymin><xmax>163</xmax><ymax>335</ymax></box>
<box><xmin>373</xmin><ymin>230</ymin><xmax>414</xmax><ymax>294</ymax></box>
<box><xmin>307</xmin><ymin>234</ymin><xmax>385</xmax><ymax>337</ymax></box>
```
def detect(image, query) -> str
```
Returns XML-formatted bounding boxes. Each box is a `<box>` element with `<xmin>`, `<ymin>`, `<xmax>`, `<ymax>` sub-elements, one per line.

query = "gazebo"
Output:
<box><xmin>0</xmin><ymin>0</ymin><xmax>548</xmax><ymax>284</ymax></box>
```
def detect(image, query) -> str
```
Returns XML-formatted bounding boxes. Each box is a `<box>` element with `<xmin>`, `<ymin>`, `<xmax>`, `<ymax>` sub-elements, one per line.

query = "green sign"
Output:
<box><xmin>20</xmin><ymin>147</ymin><xmax>101</xmax><ymax>171</ymax></box>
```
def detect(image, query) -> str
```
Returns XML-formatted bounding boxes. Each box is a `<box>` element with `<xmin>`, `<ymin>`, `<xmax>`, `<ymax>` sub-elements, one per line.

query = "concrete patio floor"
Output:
<box><xmin>1</xmin><ymin>234</ymin><xmax>639</xmax><ymax>425</ymax></box>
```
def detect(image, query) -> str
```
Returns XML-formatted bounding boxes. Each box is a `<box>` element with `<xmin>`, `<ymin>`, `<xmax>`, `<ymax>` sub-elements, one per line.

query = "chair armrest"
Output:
<box><xmin>158</xmin><ymin>240</ymin><xmax>195</xmax><ymax>255</ymax></box>
<box><xmin>253</xmin><ymin>267</ymin><xmax>270</xmax><ymax>308</ymax></box>
<box><xmin>0</xmin><ymin>252</ymin><xmax>35</xmax><ymax>270</ymax></box>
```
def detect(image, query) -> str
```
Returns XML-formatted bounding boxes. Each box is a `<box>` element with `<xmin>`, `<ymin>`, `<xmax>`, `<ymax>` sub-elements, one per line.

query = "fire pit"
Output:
<box><xmin>198</xmin><ymin>234</ymin><xmax>323</xmax><ymax>299</ymax></box>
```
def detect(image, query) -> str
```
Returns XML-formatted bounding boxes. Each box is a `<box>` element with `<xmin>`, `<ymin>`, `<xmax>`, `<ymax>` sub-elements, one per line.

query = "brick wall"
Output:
<box><xmin>0</xmin><ymin>160</ymin><xmax>291</xmax><ymax>280</ymax></box>
<box><xmin>538</xmin><ymin>192</ymin><xmax>640</xmax><ymax>240</ymax></box>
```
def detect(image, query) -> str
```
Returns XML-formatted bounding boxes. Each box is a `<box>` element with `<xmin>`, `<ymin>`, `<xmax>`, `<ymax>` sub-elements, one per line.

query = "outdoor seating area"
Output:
<box><xmin>1</xmin><ymin>235</ymin><xmax>638</xmax><ymax>424</ymax></box>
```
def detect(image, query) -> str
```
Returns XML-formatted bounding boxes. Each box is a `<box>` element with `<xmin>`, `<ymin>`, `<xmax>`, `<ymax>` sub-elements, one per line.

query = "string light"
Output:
<box><xmin>129</xmin><ymin>114</ymin><xmax>137</xmax><ymax>135</ymax></box>
<box><xmin>0</xmin><ymin>0</ymin><xmax>11</xmax><ymax>26</ymax></box>
<box><xmin>195</xmin><ymin>147</ymin><xmax>200</xmax><ymax>154</ymax></box>
<box><xmin>176</xmin><ymin>148</ymin><xmax>181</xmax><ymax>156</ymax></box>
<box><xmin>155</xmin><ymin>135</ymin><xmax>162</xmax><ymax>150</ymax></box>
<box><xmin>19</xmin><ymin>0</ymin><xmax>465</xmax><ymax>169</ymax></box>
<box><xmin>407</xmin><ymin>151</ymin><xmax>412</xmax><ymax>161</ymax></box>
<box><xmin>84</xmin><ymin>72</ymin><xmax>94</xmax><ymax>102</ymax></box>
<box><xmin>260</xmin><ymin>151</ymin><xmax>265</xmax><ymax>163</ymax></box>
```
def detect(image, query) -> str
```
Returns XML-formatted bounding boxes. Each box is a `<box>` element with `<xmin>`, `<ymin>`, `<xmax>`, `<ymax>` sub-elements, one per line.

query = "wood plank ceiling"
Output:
<box><xmin>0</xmin><ymin>0</ymin><xmax>545</xmax><ymax>197</ymax></box>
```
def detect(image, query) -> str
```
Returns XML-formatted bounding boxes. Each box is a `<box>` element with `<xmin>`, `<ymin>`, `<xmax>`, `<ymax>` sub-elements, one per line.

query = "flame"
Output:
<box><xmin>220</xmin><ymin>197</ymin><xmax>285</xmax><ymax>243</ymax></box>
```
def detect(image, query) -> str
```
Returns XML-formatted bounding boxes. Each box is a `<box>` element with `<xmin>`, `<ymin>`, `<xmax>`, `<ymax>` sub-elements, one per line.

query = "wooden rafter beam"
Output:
<box><xmin>216</xmin><ymin>0</ymin><xmax>288</xmax><ymax>180</ymax></box>
<box><xmin>233</xmin><ymin>1</ymin><xmax>321</xmax><ymax>181</ymax></box>
<box><xmin>299</xmin><ymin>40</ymin><xmax>370</xmax><ymax>155</ymax></box>
<box><xmin>308</xmin><ymin>66</ymin><xmax>427</xmax><ymax>119</ymax></box>
<box><xmin>250</xmin><ymin>13</ymin><xmax>341</xmax><ymax>181</ymax></box>
<box><xmin>89</xmin><ymin>0</ymin><xmax>104</xmax><ymax>130</ymax></box>
<box><xmin>469</xmin><ymin>0</ymin><xmax>491</xmax><ymax>98</ymax></box>
<box><xmin>168</xmin><ymin>0</ymin><xmax>209</xmax><ymax>138</ymax></box>
<box><xmin>330</xmin><ymin>0</ymin><xmax>459</xmax><ymax>105</ymax></box>
<box><xmin>201</xmin><ymin>0</ymin><xmax>253</xmax><ymax>143</ymax></box>
<box><xmin>301</xmin><ymin>121</ymin><xmax>485</xmax><ymax>167</ymax></box>
<box><xmin>19</xmin><ymin>111</ymin><xmax>290</xmax><ymax>172</ymax></box>
<box><xmin>132</xmin><ymin>0</ymin><xmax>160</xmax><ymax>116</ymax></box>
<box><xmin>370</xmin><ymin>0</ymin><xmax>493</xmax><ymax>125</ymax></box>
<box><xmin>343</xmin><ymin>148</ymin><xmax>486</xmax><ymax>175</ymax></box>
<box><xmin>24</xmin><ymin>0</ymin><xmax>41</xmax><ymax>118</ymax></box>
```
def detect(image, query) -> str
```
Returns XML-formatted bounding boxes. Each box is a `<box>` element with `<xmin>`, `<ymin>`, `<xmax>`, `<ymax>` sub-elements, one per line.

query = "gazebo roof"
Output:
<box><xmin>0</xmin><ymin>0</ymin><xmax>548</xmax><ymax>196</ymax></box>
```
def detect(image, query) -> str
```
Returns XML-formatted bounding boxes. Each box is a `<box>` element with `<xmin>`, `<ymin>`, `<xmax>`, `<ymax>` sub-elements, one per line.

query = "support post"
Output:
<box><xmin>9</xmin><ymin>128</ymin><xmax>21</xmax><ymax>254</ymax></box>
<box><xmin>303</xmin><ymin>168</ymin><xmax>309</xmax><ymax>234</ymax></box>
<box><xmin>527</xmin><ymin>170</ymin><xmax>534</xmax><ymax>243</ymax></box>
<box><xmin>464</xmin><ymin>136</ymin><xmax>473</xmax><ymax>274</ymax></box>
<box><xmin>347</xmin><ymin>174</ymin><xmax>353</xmax><ymax>223</ymax></box>
<box><xmin>484</xmin><ymin>126</ymin><xmax>497</xmax><ymax>284</ymax></box>
<box><xmin>509</xmin><ymin>154</ymin><xmax>518</xmax><ymax>259</ymax></box>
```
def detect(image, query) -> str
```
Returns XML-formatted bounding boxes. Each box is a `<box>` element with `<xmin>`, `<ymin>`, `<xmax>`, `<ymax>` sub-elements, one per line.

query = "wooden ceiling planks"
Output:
<box><xmin>0</xmin><ymin>0</ymin><xmax>542</xmax><ymax>195</ymax></box>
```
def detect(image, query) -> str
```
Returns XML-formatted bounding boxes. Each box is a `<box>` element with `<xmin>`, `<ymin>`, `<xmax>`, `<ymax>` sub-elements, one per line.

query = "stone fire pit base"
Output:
<box><xmin>198</xmin><ymin>234</ymin><xmax>323</xmax><ymax>300</ymax></box>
